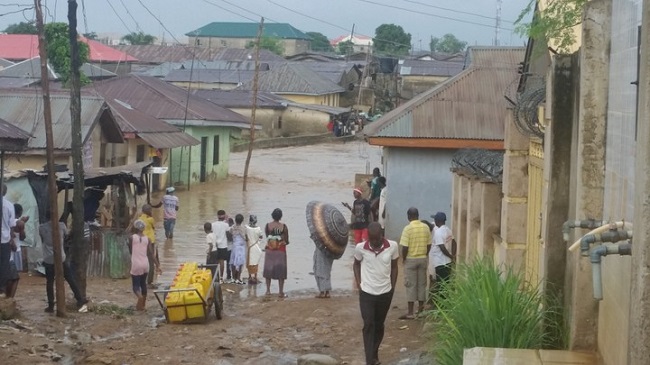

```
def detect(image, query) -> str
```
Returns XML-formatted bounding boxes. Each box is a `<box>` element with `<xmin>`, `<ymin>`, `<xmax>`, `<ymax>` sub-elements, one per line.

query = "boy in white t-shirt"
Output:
<box><xmin>204</xmin><ymin>222</ymin><xmax>218</xmax><ymax>280</ymax></box>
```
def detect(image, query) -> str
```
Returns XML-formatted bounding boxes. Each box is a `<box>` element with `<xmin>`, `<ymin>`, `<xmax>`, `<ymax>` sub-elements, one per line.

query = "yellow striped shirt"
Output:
<box><xmin>399</xmin><ymin>220</ymin><xmax>431</xmax><ymax>258</ymax></box>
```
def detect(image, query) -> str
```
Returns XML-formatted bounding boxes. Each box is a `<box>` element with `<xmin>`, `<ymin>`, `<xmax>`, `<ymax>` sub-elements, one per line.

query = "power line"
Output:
<box><xmin>216</xmin><ymin>0</ymin><xmax>280</xmax><ymax>23</ymax></box>
<box><xmin>118</xmin><ymin>0</ymin><xmax>143</xmax><ymax>32</ymax></box>
<box><xmin>0</xmin><ymin>6</ymin><xmax>33</xmax><ymax>17</ymax></box>
<box><xmin>355</xmin><ymin>0</ymin><xmax>514</xmax><ymax>31</ymax></box>
<box><xmin>200</xmin><ymin>0</ymin><xmax>257</xmax><ymax>22</ymax></box>
<box><xmin>403</xmin><ymin>0</ymin><xmax>515</xmax><ymax>24</ymax></box>
<box><xmin>106</xmin><ymin>0</ymin><xmax>133</xmax><ymax>34</ymax></box>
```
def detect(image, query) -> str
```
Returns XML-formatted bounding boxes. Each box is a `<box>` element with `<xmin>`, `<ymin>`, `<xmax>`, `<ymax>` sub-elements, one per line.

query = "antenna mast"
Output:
<box><xmin>495</xmin><ymin>0</ymin><xmax>502</xmax><ymax>46</ymax></box>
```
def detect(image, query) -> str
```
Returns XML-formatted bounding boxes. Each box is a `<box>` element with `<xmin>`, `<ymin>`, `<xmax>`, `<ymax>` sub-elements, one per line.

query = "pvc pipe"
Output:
<box><xmin>562</xmin><ymin>219</ymin><xmax>604</xmax><ymax>241</ymax></box>
<box><xmin>590</xmin><ymin>243</ymin><xmax>632</xmax><ymax>300</ymax></box>
<box><xmin>568</xmin><ymin>221</ymin><xmax>633</xmax><ymax>252</ymax></box>
<box><xmin>579</xmin><ymin>230</ymin><xmax>633</xmax><ymax>256</ymax></box>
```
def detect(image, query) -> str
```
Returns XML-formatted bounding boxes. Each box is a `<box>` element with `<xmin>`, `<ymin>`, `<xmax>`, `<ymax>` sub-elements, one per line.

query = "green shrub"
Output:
<box><xmin>428</xmin><ymin>259</ymin><xmax>565</xmax><ymax>365</ymax></box>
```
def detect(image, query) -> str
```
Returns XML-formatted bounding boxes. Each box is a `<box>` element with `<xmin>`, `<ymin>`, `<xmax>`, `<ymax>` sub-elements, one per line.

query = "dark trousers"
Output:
<box><xmin>430</xmin><ymin>263</ymin><xmax>453</xmax><ymax>303</ymax></box>
<box><xmin>131</xmin><ymin>274</ymin><xmax>147</xmax><ymax>296</ymax></box>
<box><xmin>147</xmin><ymin>245</ymin><xmax>158</xmax><ymax>285</ymax></box>
<box><xmin>0</xmin><ymin>243</ymin><xmax>11</xmax><ymax>292</ymax></box>
<box><xmin>44</xmin><ymin>262</ymin><xmax>84</xmax><ymax>308</ymax></box>
<box><xmin>359</xmin><ymin>290</ymin><xmax>394</xmax><ymax>365</ymax></box>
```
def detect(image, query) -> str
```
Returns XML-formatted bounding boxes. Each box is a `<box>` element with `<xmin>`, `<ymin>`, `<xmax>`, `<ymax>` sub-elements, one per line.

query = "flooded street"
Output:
<box><xmin>153</xmin><ymin>141</ymin><xmax>381</xmax><ymax>295</ymax></box>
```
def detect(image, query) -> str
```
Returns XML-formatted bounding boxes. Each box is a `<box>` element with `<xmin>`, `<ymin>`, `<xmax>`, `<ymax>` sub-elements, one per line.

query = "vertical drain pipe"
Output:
<box><xmin>590</xmin><ymin>243</ymin><xmax>633</xmax><ymax>300</ymax></box>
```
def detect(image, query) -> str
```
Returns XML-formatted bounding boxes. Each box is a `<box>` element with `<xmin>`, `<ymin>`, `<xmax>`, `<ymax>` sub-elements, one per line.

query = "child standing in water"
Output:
<box><xmin>204</xmin><ymin>222</ymin><xmax>218</xmax><ymax>280</ymax></box>
<box><xmin>130</xmin><ymin>220</ymin><xmax>150</xmax><ymax>311</ymax></box>
<box><xmin>229</xmin><ymin>214</ymin><xmax>247</xmax><ymax>285</ymax></box>
<box><xmin>245</xmin><ymin>215</ymin><xmax>264</xmax><ymax>285</ymax></box>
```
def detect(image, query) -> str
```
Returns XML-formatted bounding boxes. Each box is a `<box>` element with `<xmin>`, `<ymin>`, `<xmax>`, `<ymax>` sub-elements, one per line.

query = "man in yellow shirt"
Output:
<box><xmin>399</xmin><ymin>207</ymin><xmax>431</xmax><ymax>319</ymax></box>
<box><xmin>139</xmin><ymin>204</ymin><xmax>161</xmax><ymax>287</ymax></box>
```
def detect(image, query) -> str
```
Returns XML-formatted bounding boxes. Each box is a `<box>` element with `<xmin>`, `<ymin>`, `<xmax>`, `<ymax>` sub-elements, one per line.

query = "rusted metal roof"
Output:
<box><xmin>0</xmin><ymin>117</ymin><xmax>30</xmax><ymax>152</ymax></box>
<box><xmin>164</xmin><ymin>69</ymin><xmax>258</xmax><ymax>85</ymax></box>
<box><xmin>0</xmin><ymin>89</ymin><xmax>123</xmax><ymax>151</ymax></box>
<box><xmin>192</xmin><ymin>89</ymin><xmax>286</xmax><ymax>109</ymax></box>
<box><xmin>398</xmin><ymin>59</ymin><xmax>465</xmax><ymax>77</ymax></box>
<box><xmin>92</xmin><ymin>75</ymin><xmax>249</xmax><ymax>126</ymax></box>
<box><xmin>365</xmin><ymin>46</ymin><xmax>525</xmax><ymax>141</ymax></box>
<box><xmin>237</xmin><ymin>63</ymin><xmax>345</xmax><ymax>96</ymax></box>
<box><xmin>115</xmin><ymin>45</ymin><xmax>214</xmax><ymax>64</ymax></box>
<box><xmin>106</xmin><ymin>99</ymin><xmax>200</xmax><ymax>149</ymax></box>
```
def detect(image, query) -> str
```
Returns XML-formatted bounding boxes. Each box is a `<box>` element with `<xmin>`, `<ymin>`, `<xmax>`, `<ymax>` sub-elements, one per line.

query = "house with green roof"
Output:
<box><xmin>185</xmin><ymin>22</ymin><xmax>311</xmax><ymax>56</ymax></box>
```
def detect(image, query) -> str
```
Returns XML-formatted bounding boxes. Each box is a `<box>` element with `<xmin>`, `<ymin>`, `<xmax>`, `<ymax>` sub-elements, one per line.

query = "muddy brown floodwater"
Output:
<box><xmin>1</xmin><ymin>141</ymin><xmax>432</xmax><ymax>365</ymax></box>
<box><xmin>154</xmin><ymin>141</ymin><xmax>381</xmax><ymax>296</ymax></box>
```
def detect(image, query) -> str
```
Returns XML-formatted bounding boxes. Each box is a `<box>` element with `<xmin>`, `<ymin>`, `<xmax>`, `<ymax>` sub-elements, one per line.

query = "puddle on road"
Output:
<box><xmin>152</xmin><ymin>142</ymin><xmax>381</xmax><ymax>298</ymax></box>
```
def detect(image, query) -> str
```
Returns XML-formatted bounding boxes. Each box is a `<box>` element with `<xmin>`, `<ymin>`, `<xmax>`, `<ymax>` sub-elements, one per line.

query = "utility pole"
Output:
<box><xmin>67</xmin><ymin>0</ymin><xmax>87</xmax><ymax>297</ymax></box>
<box><xmin>346</xmin><ymin>23</ymin><xmax>355</xmax><ymax>62</ymax></box>
<box><xmin>243</xmin><ymin>17</ymin><xmax>264</xmax><ymax>192</ymax></box>
<box><xmin>35</xmin><ymin>0</ymin><xmax>66</xmax><ymax>317</ymax></box>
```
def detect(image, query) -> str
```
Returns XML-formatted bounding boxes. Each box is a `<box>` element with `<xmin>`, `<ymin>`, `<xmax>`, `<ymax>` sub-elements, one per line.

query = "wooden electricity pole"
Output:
<box><xmin>35</xmin><ymin>0</ymin><xmax>66</xmax><ymax>317</ymax></box>
<box><xmin>67</xmin><ymin>0</ymin><xmax>87</xmax><ymax>297</ymax></box>
<box><xmin>242</xmin><ymin>17</ymin><xmax>264</xmax><ymax>192</ymax></box>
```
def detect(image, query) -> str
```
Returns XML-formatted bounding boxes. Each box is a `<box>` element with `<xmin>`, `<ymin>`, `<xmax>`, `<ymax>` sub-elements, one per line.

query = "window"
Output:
<box><xmin>213</xmin><ymin>135</ymin><xmax>220</xmax><ymax>165</ymax></box>
<box><xmin>220</xmin><ymin>40</ymin><xmax>227</xmax><ymax>47</ymax></box>
<box><xmin>99</xmin><ymin>143</ymin><xmax>107</xmax><ymax>167</ymax></box>
<box><xmin>277</xmin><ymin>116</ymin><xmax>283</xmax><ymax>129</ymax></box>
<box><xmin>136</xmin><ymin>144</ymin><xmax>146</xmax><ymax>162</ymax></box>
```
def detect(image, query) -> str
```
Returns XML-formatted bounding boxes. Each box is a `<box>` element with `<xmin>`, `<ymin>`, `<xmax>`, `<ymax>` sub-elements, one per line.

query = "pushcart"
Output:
<box><xmin>153</xmin><ymin>264</ymin><xmax>224</xmax><ymax>323</ymax></box>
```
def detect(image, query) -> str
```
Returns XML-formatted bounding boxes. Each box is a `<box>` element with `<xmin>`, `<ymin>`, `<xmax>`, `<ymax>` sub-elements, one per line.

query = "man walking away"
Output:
<box><xmin>399</xmin><ymin>207</ymin><xmax>431</xmax><ymax>319</ymax></box>
<box><xmin>429</xmin><ymin>212</ymin><xmax>456</xmax><ymax>304</ymax></box>
<box><xmin>354</xmin><ymin>222</ymin><xmax>398</xmax><ymax>365</ymax></box>
<box><xmin>152</xmin><ymin>187</ymin><xmax>179</xmax><ymax>239</ymax></box>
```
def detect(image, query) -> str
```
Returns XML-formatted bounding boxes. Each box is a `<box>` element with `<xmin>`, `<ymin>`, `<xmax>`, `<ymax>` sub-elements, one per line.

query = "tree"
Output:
<box><xmin>337</xmin><ymin>40</ymin><xmax>354</xmax><ymax>55</ymax></box>
<box><xmin>4</xmin><ymin>21</ymin><xmax>38</xmax><ymax>34</ymax></box>
<box><xmin>306</xmin><ymin>31</ymin><xmax>334</xmax><ymax>53</ymax></box>
<box><xmin>515</xmin><ymin>0</ymin><xmax>588</xmax><ymax>54</ymax></box>
<box><xmin>373</xmin><ymin>24</ymin><xmax>411</xmax><ymax>56</ymax></box>
<box><xmin>246</xmin><ymin>36</ymin><xmax>284</xmax><ymax>55</ymax></box>
<box><xmin>44</xmin><ymin>22</ymin><xmax>90</xmax><ymax>84</ymax></box>
<box><xmin>121</xmin><ymin>31</ymin><xmax>156</xmax><ymax>45</ymax></box>
<box><xmin>83</xmin><ymin>31</ymin><xmax>98</xmax><ymax>40</ymax></box>
<box><xmin>430</xmin><ymin>33</ymin><xmax>467</xmax><ymax>54</ymax></box>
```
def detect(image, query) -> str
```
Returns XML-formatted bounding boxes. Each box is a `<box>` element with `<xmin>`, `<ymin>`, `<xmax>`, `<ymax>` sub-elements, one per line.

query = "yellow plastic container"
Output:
<box><xmin>165</xmin><ymin>292</ymin><xmax>186</xmax><ymax>323</ymax></box>
<box><xmin>184</xmin><ymin>288</ymin><xmax>205</xmax><ymax>319</ymax></box>
<box><xmin>192</xmin><ymin>274</ymin><xmax>210</xmax><ymax>297</ymax></box>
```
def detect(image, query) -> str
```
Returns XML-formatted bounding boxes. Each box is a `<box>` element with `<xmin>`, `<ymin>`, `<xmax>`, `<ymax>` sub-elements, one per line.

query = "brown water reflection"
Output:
<box><xmin>150</xmin><ymin>141</ymin><xmax>381</xmax><ymax>297</ymax></box>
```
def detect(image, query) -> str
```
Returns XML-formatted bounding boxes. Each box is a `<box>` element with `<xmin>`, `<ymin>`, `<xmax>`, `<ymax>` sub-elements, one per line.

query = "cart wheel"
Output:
<box><xmin>214</xmin><ymin>285</ymin><xmax>223</xmax><ymax>320</ymax></box>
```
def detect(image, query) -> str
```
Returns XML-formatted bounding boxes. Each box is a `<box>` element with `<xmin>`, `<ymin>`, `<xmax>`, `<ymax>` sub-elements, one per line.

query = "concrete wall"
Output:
<box><xmin>382</xmin><ymin>147</ymin><xmax>456</xmax><ymax>241</ymax></box>
<box><xmin>399</xmin><ymin>75</ymin><xmax>448</xmax><ymax>100</ymax></box>
<box><xmin>597</xmin><ymin>0</ymin><xmax>642</xmax><ymax>364</ymax></box>
<box><xmin>278</xmin><ymin>93</ymin><xmax>340</xmax><ymax>107</ymax></box>
<box><xmin>188</xmin><ymin>36</ymin><xmax>309</xmax><ymax>56</ymax></box>
<box><xmin>168</xmin><ymin>126</ymin><xmax>235</xmax><ymax>186</ymax></box>
<box><xmin>230</xmin><ymin>108</ymin><xmax>281</xmax><ymax>138</ymax></box>
<box><xmin>280</xmin><ymin>106</ymin><xmax>331</xmax><ymax>136</ymax></box>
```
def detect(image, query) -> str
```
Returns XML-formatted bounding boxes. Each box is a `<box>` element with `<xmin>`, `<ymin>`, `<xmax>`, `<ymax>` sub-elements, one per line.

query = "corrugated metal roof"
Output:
<box><xmin>0</xmin><ymin>117</ymin><xmax>31</xmax><ymax>140</ymax></box>
<box><xmin>186</xmin><ymin>22</ymin><xmax>311</xmax><ymax>40</ymax></box>
<box><xmin>211</xmin><ymin>48</ymin><xmax>286</xmax><ymax>63</ymax></box>
<box><xmin>164</xmin><ymin>69</ymin><xmax>258</xmax><ymax>84</ymax></box>
<box><xmin>0</xmin><ymin>58</ymin><xmax>14</xmax><ymax>68</ymax></box>
<box><xmin>237</xmin><ymin>63</ymin><xmax>345</xmax><ymax>95</ymax></box>
<box><xmin>0</xmin><ymin>89</ymin><xmax>123</xmax><ymax>150</ymax></box>
<box><xmin>365</xmin><ymin>47</ymin><xmax>525</xmax><ymax>141</ymax></box>
<box><xmin>135</xmin><ymin>60</ymin><xmax>272</xmax><ymax>78</ymax></box>
<box><xmin>192</xmin><ymin>89</ymin><xmax>286</xmax><ymax>109</ymax></box>
<box><xmin>0</xmin><ymin>57</ymin><xmax>58</xmax><ymax>79</ymax></box>
<box><xmin>115</xmin><ymin>45</ymin><xmax>214</xmax><ymax>64</ymax></box>
<box><xmin>80</xmin><ymin>63</ymin><xmax>116</xmax><ymax>79</ymax></box>
<box><xmin>398</xmin><ymin>59</ymin><xmax>465</xmax><ymax>77</ymax></box>
<box><xmin>466</xmin><ymin>46</ymin><xmax>524</xmax><ymax>68</ymax></box>
<box><xmin>285</xmin><ymin>102</ymin><xmax>350</xmax><ymax>115</ymax></box>
<box><xmin>92</xmin><ymin>75</ymin><xmax>249</xmax><ymax>126</ymax></box>
<box><xmin>0</xmin><ymin>35</ymin><xmax>137</xmax><ymax>62</ymax></box>
<box><xmin>0</xmin><ymin>77</ymin><xmax>39</xmax><ymax>88</ymax></box>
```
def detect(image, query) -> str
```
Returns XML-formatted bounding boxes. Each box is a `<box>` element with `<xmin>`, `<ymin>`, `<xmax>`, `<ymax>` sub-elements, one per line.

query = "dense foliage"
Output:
<box><xmin>306</xmin><ymin>31</ymin><xmax>334</xmax><ymax>53</ymax></box>
<box><xmin>373</xmin><ymin>24</ymin><xmax>411</xmax><ymax>56</ymax></box>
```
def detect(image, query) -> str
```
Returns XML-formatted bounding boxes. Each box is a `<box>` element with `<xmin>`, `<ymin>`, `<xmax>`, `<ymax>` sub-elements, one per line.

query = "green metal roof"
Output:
<box><xmin>186</xmin><ymin>22</ymin><xmax>311</xmax><ymax>40</ymax></box>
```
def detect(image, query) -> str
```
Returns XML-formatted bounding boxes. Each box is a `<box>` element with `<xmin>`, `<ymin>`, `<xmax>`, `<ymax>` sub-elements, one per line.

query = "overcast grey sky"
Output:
<box><xmin>1</xmin><ymin>0</ymin><xmax>531</xmax><ymax>50</ymax></box>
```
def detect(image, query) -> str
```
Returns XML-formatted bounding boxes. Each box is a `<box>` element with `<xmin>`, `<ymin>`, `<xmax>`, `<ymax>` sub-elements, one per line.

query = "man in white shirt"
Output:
<box><xmin>0</xmin><ymin>184</ymin><xmax>17</xmax><ymax>295</ymax></box>
<box><xmin>428</xmin><ymin>212</ymin><xmax>456</xmax><ymax>304</ymax></box>
<box><xmin>212</xmin><ymin>210</ymin><xmax>231</xmax><ymax>282</ymax></box>
<box><xmin>353</xmin><ymin>222</ymin><xmax>399</xmax><ymax>365</ymax></box>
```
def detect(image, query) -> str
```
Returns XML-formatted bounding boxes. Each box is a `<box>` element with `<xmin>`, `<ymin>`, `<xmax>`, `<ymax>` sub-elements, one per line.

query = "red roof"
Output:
<box><xmin>330</xmin><ymin>34</ymin><xmax>372</xmax><ymax>46</ymax></box>
<box><xmin>0</xmin><ymin>34</ymin><xmax>137</xmax><ymax>63</ymax></box>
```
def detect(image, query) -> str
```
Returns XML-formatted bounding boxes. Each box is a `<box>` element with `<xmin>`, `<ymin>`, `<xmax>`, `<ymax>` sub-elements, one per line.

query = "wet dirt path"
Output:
<box><xmin>153</xmin><ymin>141</ymin><xmax>381</xmax><ymax>296</ymax></box>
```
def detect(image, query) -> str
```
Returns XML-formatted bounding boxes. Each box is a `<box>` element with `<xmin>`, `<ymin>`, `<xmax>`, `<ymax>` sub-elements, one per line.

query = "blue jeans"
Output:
<box><xmin>163</xmin><ymin>219</ymin><xmax>176</xmax><ymax>238</ymax></box>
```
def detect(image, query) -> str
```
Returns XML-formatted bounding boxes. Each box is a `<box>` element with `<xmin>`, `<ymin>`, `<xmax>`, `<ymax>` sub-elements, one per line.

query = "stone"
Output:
<box><xmin>242</xmin><ymin>352</ymin><xmax>297</xmax><ymax>365</ymax></box>
<box><xmin>0</xmin><ymin>298</ymin><xmax>18</xmax><ymax>320</ymax></box>
<box><xmin>213</xmin><ymin>360</ymin><xmax>234</xmax><ymax>365</ymax></box>
<box><xmin>297</xmin><ymin>353</ymin><xmax>338</xmax><ymax>365</ymax></box>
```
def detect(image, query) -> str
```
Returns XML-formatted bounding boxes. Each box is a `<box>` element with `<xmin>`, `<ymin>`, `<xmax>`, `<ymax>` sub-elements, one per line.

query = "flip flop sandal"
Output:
<box><xmin>279</xmin><ymin>293</ymin><xmax>288</xmax><ymax>298</ymax></box>
<box><xmin>399</xmin><ymin>314</ymin><xmax>416</xmax><ymax>320</ymax></box>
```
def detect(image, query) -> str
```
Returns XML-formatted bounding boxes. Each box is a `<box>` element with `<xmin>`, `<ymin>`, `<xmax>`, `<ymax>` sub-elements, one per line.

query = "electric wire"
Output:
<box><xmin>200</xmin><ymin>0</ymin><xmax>257</xmax><ymax>22</ymax></box>
<box><xmin>118</xmin><ymin>0</ymin><xmax>143</xmax><ymax>32</ymax></box>
<box><xmin>403</xmin><ymin>0</ymin><xmax>515</xmax><ymax>24</ymax></box>
<box><xmin>106</xmin><ymin>0</ymin><xmax>134</xmax><ymax>34</ymax></box>
<box><xmin>355</xmin><ymin>0</ymin><xmax>514</xmax><ymax>31</ymax></box>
